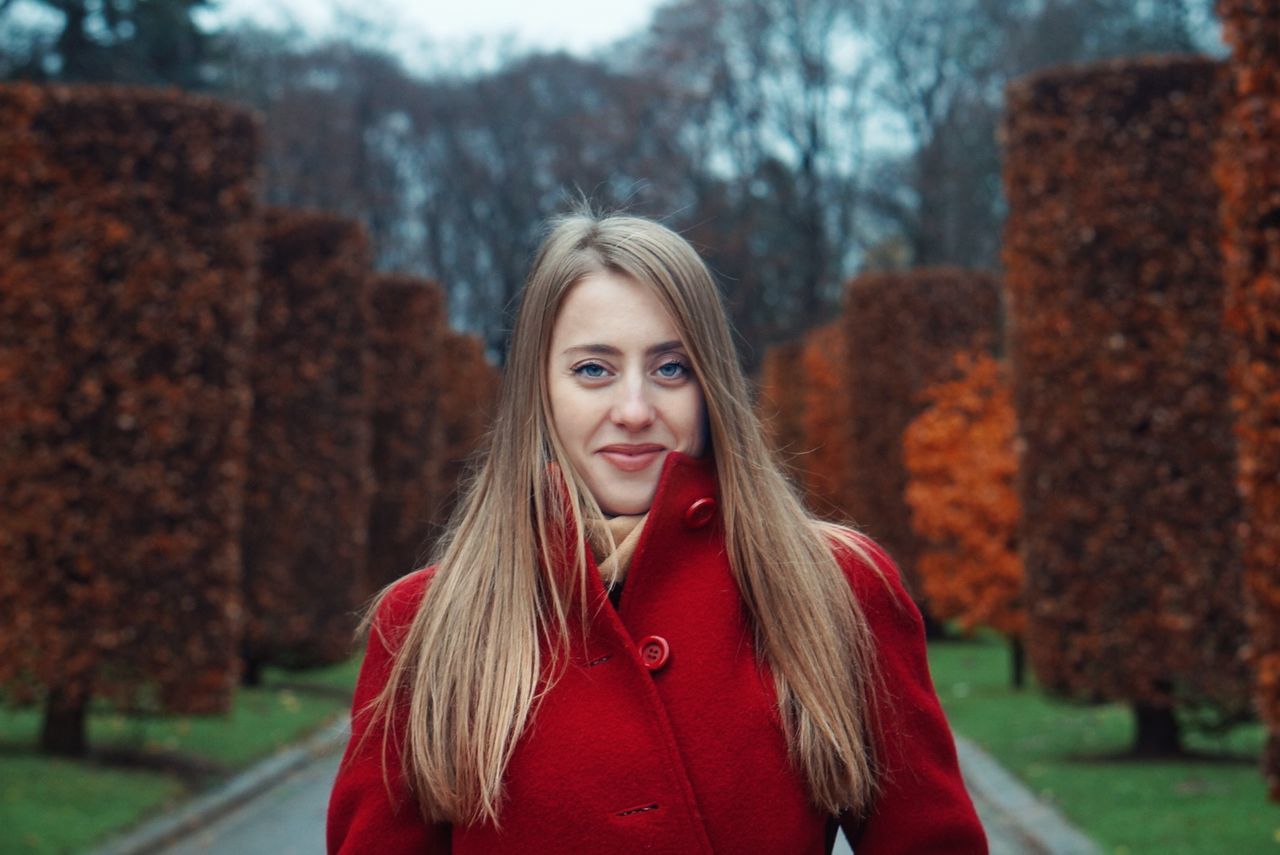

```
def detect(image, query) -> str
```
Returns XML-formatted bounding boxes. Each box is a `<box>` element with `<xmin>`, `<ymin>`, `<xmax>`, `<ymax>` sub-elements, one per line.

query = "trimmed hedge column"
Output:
<box><xmin>1003</xmin><ymin>56</ymin><xmax>1251</xmax><ymax>753</ymax></box>
<box><xmin>0</xmin><ymin>84</ymin><xmax>259</xmax><ymax>754</ymax></box>
<box><xmin>240</xmin><ymin>209</ymin><xmax>375</xmax><ymax>681</ymax></box>
<box><xmin>435</xmin><ymin>330</ymin><xmax>498</xmax><ymax>527</ymax></box>
<box><xmin>365</xmin><ymin>274</ymin><xmax>447</xmax><ymax>599</ymax></box>
<box><xmin>842</xmin><ymin>268</ymin><xmax>1001</xmax><ymax>608</ymax></box>
<box><xmin>757</xmin><ymin>340</ymin><xmax>808</xmax><ymax>490</ymax></box>
<box><xmin>757</xmin><ymin>324</ymin><xmax>853</xmax><ymax>520</ymax></box>
<box><xmin>799</xmin><ymin>321</ymin><xmax>852</xmax><ymax>519</ymax></box>
<box><xmin>1216</xmin><ymin>0</ymin><xmax>1280</xmax><ymax>798</ymax></box>
<box><xmin>904</xmin><ymin>352</ymin><xmax>1025</xmax><ymax>685</ymax></box>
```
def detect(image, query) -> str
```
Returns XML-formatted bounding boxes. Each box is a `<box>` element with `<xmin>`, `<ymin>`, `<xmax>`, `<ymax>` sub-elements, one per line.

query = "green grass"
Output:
<box><xmin>929</xmin><ymin>634</ymin><xmax>1276</xmax><ymax>854</ymax></box>
<box><xmin>7</xmin><ymin>639</ymin><xmax>1271</xmax><ymax>853</ymax></box>
<box><xmin>0</xmin><ymin>657</ymin><xmax>361</xmax><ymax>854</ymax></box>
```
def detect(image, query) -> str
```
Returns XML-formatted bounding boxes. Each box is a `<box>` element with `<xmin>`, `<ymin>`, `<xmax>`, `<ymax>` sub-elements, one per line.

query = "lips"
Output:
<box><xmin>597</xmin><ymin>444</ymin><xmax>666</xmax><ymax>473</ymax></box>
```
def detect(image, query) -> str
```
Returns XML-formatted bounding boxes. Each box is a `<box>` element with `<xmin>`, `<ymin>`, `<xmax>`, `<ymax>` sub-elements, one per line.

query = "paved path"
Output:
<box><xmin>954</xmin><ymin>737</ymin><xmax>1100</xmax><ymax>855</ymax></box>
<box><xmin>963</xmin><ymin>774</ymin><xmax>1043</xmax><ymax>855</ymax></box>
<box><xmin>147</xmin><ymin>734</ymin><xmax>1074</xmax><ymax>855</ymax></box>
<box><xmin>829</xmin><ymin>752</ymin><xmax>1036</xmax><ymax>855</ymax></box>
<box><xmin>155</xmin><ymin>752</ymin><xmax>339</xmax><ymax>855</ymax></box>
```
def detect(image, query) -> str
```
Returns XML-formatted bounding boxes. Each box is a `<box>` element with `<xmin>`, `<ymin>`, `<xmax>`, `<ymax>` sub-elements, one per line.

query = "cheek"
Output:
<box><xmin>547</xmin><ymin>376</ymin><xmax>571</xmax><ymax>444</ymax></box>
<box><xmin>548</xmin><ymin>379</ymin><xmax>596</xmax><ymax>447</ymax></box>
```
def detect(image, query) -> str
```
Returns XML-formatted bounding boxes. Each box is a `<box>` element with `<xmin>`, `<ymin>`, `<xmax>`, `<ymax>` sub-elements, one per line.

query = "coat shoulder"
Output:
<box><xmin>820</xmin><ymin>526</ymin><xmax>919</xmax><ymax>629</ymax></box>
<box><xmin>369</xmin><ymin>566</ymin><xmax>436</xmax><ymax>649</ymax></box>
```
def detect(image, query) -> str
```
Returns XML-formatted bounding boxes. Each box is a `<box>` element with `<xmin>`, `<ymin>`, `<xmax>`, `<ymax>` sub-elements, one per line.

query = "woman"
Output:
<box><xmin>327</xmin><ymin>212</ymin><xmax>987</xmax><ymax>854</ymax></box>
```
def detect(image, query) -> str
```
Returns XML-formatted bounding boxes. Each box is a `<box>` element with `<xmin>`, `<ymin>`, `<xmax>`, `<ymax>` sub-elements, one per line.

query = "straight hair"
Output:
<box><xmin>357</xmin><ymin>211</ymin><xmax>885</xmax><ymax>825</ymax></box>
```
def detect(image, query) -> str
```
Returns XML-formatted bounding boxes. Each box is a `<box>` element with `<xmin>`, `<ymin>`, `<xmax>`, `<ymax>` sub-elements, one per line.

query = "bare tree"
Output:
<box><xmin>208</xmin><ymin>0</ymin><xmax>1220</xmax><ymax>356</ymax></box>
<box><xmin>860</xmin><ymin>0</ymin><xmax>1218</xmax><ymax>268</ymax></box>
<box><xmin>624</xmin><ymin>0</ymin><xmax>875</xmax><ymax>352</ymax></box>
<box><xmin>1</xmin><ymin>0</ymin><xmax>216</xmax><ymax>86</ymax></box>
<box><xmin>404</xmin><ymin>52</ymin><xmax>690</xmax><ymax>356</ymax></box>
<box><xmin>218</xmin><ymin>29</ymin><xmax>419</xmax><ymax>268</ymax></box>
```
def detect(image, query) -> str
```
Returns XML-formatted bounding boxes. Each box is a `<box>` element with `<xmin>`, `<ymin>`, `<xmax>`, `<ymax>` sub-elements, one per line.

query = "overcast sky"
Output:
<box><xmin>211</xmin><ymin>0</ymin><xmax>666</xmax><ymax>66</ymax></box>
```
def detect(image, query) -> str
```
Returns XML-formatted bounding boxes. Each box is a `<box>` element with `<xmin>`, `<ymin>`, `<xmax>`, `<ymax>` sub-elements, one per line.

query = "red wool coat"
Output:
<box><xmin>327</xmin><ymin>454</ymin><xmax>988</xmax><ymax>853</ymax></box>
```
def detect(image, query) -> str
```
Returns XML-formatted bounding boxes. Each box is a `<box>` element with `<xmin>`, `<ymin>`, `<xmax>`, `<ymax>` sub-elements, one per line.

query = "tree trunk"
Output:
<box><xmin>921</xmin><ymin>609</ymin><xmax>948</xmax><ymax>640</ymax></box>
<box><xmin>1132</xmin><ymin>703</ymin><xmax>1182</xmax><ymax>757</ymax></box>
<box><xmin>1009</xmin><ymin>635</ymin><xmax>1025</xmax><ymax>690</ymax></box>
<box><xmin>1265</xmin><ymin>732</ymin><xmax>1280</xmax><ymax>801</ymax></box>
<box><xmin>242</xmin><ymin>656</ymin><xmax>264</xmax><ymax>687</ymax></box>
<box><xmin>40</xmin><ymin>687</ymin><xmax>88</xmax><ymax>757</ymax></box>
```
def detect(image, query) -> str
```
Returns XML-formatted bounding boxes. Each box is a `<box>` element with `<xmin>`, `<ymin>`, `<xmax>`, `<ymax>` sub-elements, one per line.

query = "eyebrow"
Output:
<box><xmin>562</xmin><ymin>340</ymin><xmax>686</xmax><ymax>358</ymax></box>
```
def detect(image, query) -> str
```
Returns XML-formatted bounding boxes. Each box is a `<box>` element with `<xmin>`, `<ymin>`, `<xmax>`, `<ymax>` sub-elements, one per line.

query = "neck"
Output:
<box><xmin>587</xmin><ymin>512</ymin><xmax>647</xmax><ymax>585</ymax></box>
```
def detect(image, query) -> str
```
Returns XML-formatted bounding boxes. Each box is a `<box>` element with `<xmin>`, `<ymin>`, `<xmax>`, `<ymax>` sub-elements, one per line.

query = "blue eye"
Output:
<box><xmin>572</xmin><ymin>362</ymin><xmax>608</xmax><ymax>379</ymax></box>
<box><xmin>656</xmin><ymin>360</ymin><xmax>689</xmax><ymax>380</ymax></box>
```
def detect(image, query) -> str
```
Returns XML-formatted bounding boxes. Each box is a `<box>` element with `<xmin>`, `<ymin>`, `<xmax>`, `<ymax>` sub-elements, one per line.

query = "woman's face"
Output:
<box><xmin>547</xmin><ymin>269</ymin><xmax>706</xmax><ymax>516</ymax></box>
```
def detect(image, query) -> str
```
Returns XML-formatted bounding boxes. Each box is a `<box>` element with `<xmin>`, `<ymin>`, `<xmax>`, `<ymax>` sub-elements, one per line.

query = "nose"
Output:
<box><xmin>610</xmin><ymin>378</ymin><xmax>656</xmax><ymax>430</ymax></box>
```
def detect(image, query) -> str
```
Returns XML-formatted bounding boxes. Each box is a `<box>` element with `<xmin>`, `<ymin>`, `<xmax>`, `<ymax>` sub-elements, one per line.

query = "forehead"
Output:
<box><xmin>550</xmin><ymin>270</ymin><xmax>683</xmax><ymax>348</ymax></box>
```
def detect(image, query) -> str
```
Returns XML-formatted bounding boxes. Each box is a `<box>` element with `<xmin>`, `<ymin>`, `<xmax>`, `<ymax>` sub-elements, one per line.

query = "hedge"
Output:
<box><xmin>365</xmin><ymin>274</ymin><xmax>447</xmax><ymax>600</ymax></box>
<box><xmin>842</xmin><ymin>268</ymin><xmax>1001</xmax><ymax>601</ymax></box>
<box><xmin>1002</xmin><ymin>56</ymin><xmax>1251</xmax><ymax>735</ymax></box>
<box><xmin>757</xmin><ymin>340</ymin><xmax>808</xmax><ymax>492</ymax></box>
<box><xmin>240</xmin><ymin>208</ymin><xmax>374</xmax><ymax>680</ymax></box>
<box><xmin>799</xmin><ymin>321</ymin><xmax>852</xmax><ymax>519</ymax></box>
<box><xmin>903</xmin><ymin>351</ymin><xmax>1023</xmax><ymax>642</ymax></box>
<box><xmin>1216</xmin><ymin>0</ymin><xmax>1280</xmax><ymax>796</ymax></box>
<box><xmin>435</xmin><ymin>330</ymin><xmax>497</xmax><ymax>526</ymax></box>
<box><xmin>0</xmin><ymin>84</ymin><xmax>260</xmax><ymax>750</ymax></box>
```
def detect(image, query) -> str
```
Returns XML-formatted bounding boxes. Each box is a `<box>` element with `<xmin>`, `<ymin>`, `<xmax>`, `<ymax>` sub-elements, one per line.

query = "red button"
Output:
<box><xmin>638</xmin><ymin>635</ymin><xmax>670</xmax><ymax>671</ymax></box>
<box><xmin>684</xmin><ymin>497</ymin><xmax>716</xmax><ymax>529</ymax></box>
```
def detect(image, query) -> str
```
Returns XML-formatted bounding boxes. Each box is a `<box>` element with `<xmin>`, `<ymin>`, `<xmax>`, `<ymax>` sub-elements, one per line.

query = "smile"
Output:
<box><xmin>598</xmin><ymin>444</ymin><xmax>666</xmax><ymax>472</ymax></box>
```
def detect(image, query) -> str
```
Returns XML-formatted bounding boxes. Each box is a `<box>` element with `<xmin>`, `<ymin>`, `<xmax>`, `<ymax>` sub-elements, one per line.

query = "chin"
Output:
<box><xmin>595</xmin><ymin>485</ymin><xmax>657</xmax><ymax>516</ymax></box>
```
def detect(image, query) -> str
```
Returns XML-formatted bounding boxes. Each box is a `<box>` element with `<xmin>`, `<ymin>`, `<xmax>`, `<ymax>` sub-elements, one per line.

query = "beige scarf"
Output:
<box><xmin>585</xmin><ymin>513</ymin><xmax>647</xmax><ymax>587</ymax></box>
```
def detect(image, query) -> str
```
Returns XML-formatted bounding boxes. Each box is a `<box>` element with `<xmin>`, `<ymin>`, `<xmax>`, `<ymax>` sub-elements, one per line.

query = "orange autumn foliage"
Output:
<box><xmin>903</xmin><ymin>352</ymin><xmax>1023</xmax><ymax>638</ymax></box>
<box><xmin>757</xmin><ymin>340</ymin><xmax>807</xmax><ymax>488</ymax></box>
<box><xmin>1002</xmin><ymin>56</ymin><xmax>1250</xmax><ymax>721</ymax></box>
<box><xmin>756</xmin><ymin>326</ymin><xmax>852</xmax><ymax>521</ymax></box>
<box><xmin>1216</xmin><ymin>0</ymin><xmax>1280</xmax><ymax>799</ymax></box>
<box><xmin>842</xmin><ymin>269</ymin><xmax>1002</xmax><ymax>602</ymax></box>
<box><xmin>799</xmin><ymin>322</ymin><xmax>851</xmax><ymax>518</ymax></box>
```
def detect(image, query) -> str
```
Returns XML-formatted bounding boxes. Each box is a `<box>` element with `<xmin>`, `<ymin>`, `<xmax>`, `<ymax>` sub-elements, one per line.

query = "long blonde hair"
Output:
<box><xmin>360</xmin><ymin>211</ymin><xmax>884</xmax><ymax>825</ymax></box>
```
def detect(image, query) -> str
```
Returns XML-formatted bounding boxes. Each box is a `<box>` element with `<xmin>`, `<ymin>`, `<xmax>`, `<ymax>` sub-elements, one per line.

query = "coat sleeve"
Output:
<box><xmin>326</xmin><ymin>568</ymin><xmax>451</xmax><ymax>854</ymax></box>
<box><xmin>836</xmin><ymin>535</ymin><xmax>989</xmax><ymax>854</ymax></box>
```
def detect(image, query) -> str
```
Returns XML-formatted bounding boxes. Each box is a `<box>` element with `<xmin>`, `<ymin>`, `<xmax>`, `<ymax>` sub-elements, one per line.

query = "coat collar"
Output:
<box><xmin>645</xmin><ymin>450</ymin><xmax>719</xmax><ymax>524</ymax></box>
<box><xmin>544</xmin><ymin>451</ymin><xmax>722</xmax><ymax>616</ymax></box>
<box><xmin>589</xmin><ymin>451</ymin><xmax>720</xmax><ymax>609</ymax></box>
